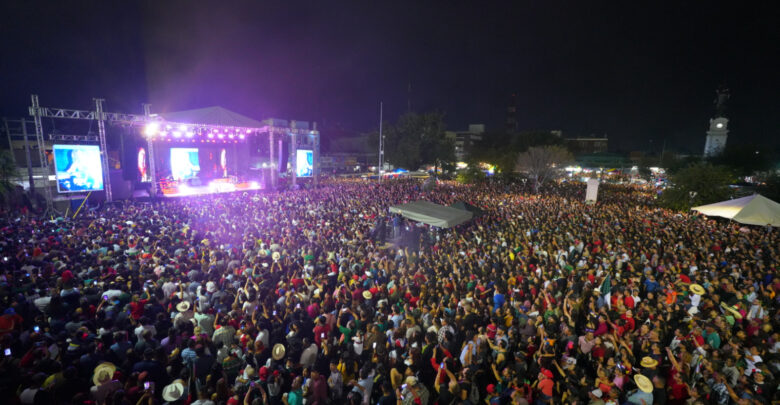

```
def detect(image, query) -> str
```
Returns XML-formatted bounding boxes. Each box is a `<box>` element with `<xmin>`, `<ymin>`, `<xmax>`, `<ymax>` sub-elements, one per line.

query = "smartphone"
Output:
<box><xmin>144</xmin><ymin>382</ymin><xmax>150</xmax><ymax>390</ymax></box>
<box><xmin>321</xmin><ymin>333</ymin><xmax>326</xmax><ymax>339</ymax></box>
<box><xmin>440</xmin><ymin>362</ymin><xmax>445</xmax><ymax>368</ymax></box>
<box><xmin>273</xmin><ymin>310</ymin><xmax>277</xmax><ymax>316</ymax></box>
<box><xmin>34</xmin><ymin>326</ymin><xmax>40</xmax><ymax>333</ymax></box>
<box><xmin>4</xmin><ymin>348</ymin><xmax>10</xmax><ymax>356</ymax></box>
<box><xmin>262</xmin><ymin>263</ymin><xmax>268</xmax><ymax>268</ymax></box>
<box><xmin>401</xmin><ymin>384</ymin><xmax>407</xmax><ymax>391</ymax></box>
<box><xmin>373</xmin><ymin>342</ymin><xmax>377</xmax><ymax>349</ymax></box>
<box><xmin>103</xmin><ymin>295</ymin><xmax>109</xmax><ymax>301</ymax></box>
<box><xmin>296</xmin><ymin>303</ymin><xmax>301</xmax><ymax>309</ymax></box>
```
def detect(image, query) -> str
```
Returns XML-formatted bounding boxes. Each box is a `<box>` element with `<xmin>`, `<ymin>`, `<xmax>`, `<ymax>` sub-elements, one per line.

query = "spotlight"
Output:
<box><xmin>159</xmin><ymin>131</ymin><xmax>168</xmax><ymax>137</ymax></box>
<box><xmin>207</xmin><ymin>133</ymin><xmax>214</xmax><ymax>139</ymax></box>
<box><xmin>172</xmin><ymin>131</ymin><xmax>182</xmax><ymax>138</ymax></box>
<box><xmin>218</xmin><ymin>133</ymin><xmax>225</xmax><ymax>139</ymax></box>
<box><xmin>144</xmin><ymin>122</ymin><xmax>159</xmax><ymax>137</ymax></box>
<box><xmin>228</xmin><ymin>134</ymin><xmax>234</xmax><ymax>139</ymax></box>
<box><xmin>178</xmin><ymin>124</ymin><xmax>188</xmax><ymax>132</ymax></box>
<box><xmin>185</xmin><ymin>131</ymin><xmax>194</xmax><ymax>138</ymax></box>
<box><xmin>238</xmin><ymin>134</ymin><xmax>245</xmax><ymax>139</ymax></box>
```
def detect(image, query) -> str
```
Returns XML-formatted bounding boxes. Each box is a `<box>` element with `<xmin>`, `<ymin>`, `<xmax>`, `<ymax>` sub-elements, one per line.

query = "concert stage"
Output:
<box><xmin>157</xmin><ymin>177</ymin><xmax>263</xmax><ymax>197</ymax></box>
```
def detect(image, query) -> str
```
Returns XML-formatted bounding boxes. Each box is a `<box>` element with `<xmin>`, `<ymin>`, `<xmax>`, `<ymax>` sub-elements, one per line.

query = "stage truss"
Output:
<box><xmin>26</xmin><ymin>95</ymin><xmax>320</xmax><ymax>205</ymax></box>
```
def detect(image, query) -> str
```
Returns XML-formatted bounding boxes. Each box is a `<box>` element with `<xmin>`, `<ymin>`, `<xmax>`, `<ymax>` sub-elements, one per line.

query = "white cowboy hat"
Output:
<box><xmin>162</xmin><ymin>379</ymin><xmax>186</xmax><ymax>402</ymax></box>
<box><xmin>176</xmin><ymin>301</ymin><xmax>190</xmax><ymax>312</ymax></box>
<box><xmin>206</xmin><ymin>281</ymin><xmax>217</xmax><ymax>293</ymax></box>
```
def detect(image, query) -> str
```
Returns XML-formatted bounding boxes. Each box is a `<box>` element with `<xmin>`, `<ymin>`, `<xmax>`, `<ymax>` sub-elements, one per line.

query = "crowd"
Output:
<box><xmin>0</xmin><ymin>178</ymin><xmax>777</xmax><ymax>405</ymax></box>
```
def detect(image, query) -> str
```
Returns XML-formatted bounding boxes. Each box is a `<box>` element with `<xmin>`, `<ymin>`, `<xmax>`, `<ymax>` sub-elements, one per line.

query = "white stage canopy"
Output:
<box><xmin>389</xmin><ymin>200</ymin><xmax>473</xmax><ymax>228</ymax></box>
<box><xmin>692</xmin><ymin>194</ymin><xmax>780</xmax><ymax>226</ymax></box>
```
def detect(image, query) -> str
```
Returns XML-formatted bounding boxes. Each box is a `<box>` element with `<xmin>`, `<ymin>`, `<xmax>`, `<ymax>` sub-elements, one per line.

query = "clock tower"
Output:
<box><xmin>703</xmin><ymin>117</ymin><xmax>728</xmax><ymax>157</ymax></box>
<box><xmin>703</xmin><ymin>86</ymin><xmax>730</xmax><ymax>157</ymax></box>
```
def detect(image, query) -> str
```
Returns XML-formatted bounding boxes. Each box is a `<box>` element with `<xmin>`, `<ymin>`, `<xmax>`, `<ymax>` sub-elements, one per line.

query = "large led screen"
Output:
<box><xmin>170</xmin><ymin>148</ymin><xmax>200</xmax><ymax>180</ymax></box>
<box><xmin>53</xmin><ymin>144</ymin><xmax>104</xmax><ymax>193</ymax></box>
<box><xmin>296</xmin><ymin>149</ymin><xmax>313</xmax><ymax>177</ymax></box>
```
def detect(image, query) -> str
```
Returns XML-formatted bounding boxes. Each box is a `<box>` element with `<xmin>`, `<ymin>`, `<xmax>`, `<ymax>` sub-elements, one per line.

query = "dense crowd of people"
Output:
<box><xmin>0</xmin><ymin>178</ymin><xmax>777</xmax><ymax>405</ymax></box>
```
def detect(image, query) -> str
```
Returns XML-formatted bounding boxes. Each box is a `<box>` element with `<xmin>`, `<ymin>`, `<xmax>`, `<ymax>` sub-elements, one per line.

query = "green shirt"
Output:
<box><xmin>287</xmin><ymin>389</ymin><xmax>304</xmax><ymax>405</ymax></box>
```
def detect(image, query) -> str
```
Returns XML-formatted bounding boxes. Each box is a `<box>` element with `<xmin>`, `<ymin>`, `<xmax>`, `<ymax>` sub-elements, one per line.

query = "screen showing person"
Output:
<box><xmin>296</xmin><ymin>149</ymin><xmax>313</xmax><ymax>177</ymax></box>
<box><xmin>170</xmin><ymin>148</ymin><xmax>200</xmax><ymax>180</ymax></box>
<box><xmin>53</xmin><ymin>144</ymin><xmax>105</xmax><ymax>192</ymax></box>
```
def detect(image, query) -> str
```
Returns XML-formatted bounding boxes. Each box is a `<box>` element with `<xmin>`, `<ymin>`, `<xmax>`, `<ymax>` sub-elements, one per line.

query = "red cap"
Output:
<box><xmin>541</xmin><ymin>369</ymin><xmax>554</xmax><ymax>379</ymax></box>
<box><xmin>486</xmin><ymin>384</ymin><xmax>496</xmax><ymax>394</ymax></box>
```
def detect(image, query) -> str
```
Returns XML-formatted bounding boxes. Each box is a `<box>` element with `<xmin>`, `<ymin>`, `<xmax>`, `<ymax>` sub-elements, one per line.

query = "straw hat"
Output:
<box><xmin>92</xmin><ymin>362</ymin><xmax>116</xmax><ymax>386</ymax></box>
<box><xmin>162</xmin><ymin>379</ymin><xmax>185</xmax><ymax>402</ymax></box>
<box><xmin>405</xmin><ymin>376</ymin><xmax>418</xmax><ymax>387</ymax></box>
<box><xmin>362</xmin><ymin>290</ymin><xmax>373</xmax><ymax>300</ymax></box>
<box><xmin>206</xmin><ymin>281</ymin><xmax>217</xmax><ymax>293</ymax></box>
<box><xmin>176</xmin><ymin>301</ymin><xmax>190</xmax><ymax>312</ymax></box>
<box><xmin>634</xmin><ymin>374</ymin><xmax>653</xmax><ymax>393</ymax></box>
<box><xmin>272</xmin><ymin>343</ymin><xmax>286</xmax><ymax>360</ymax></box>
<box><xmin>720</xmin><ymin>302</ymin><xmax>743</xmax><ymax>319</ymax></box>
<box><xmin>272</xmin><ymin>251</ymin><xmax>281</xmax><ymax>261</ymax></box>
<box><xmin>640</xmin><ymin>357</ymin><xmax>658</xmax><ymax>368</ymax></box>
<box><xmin>689</xmin><ymin>284</ymin><xmax>706</xmax><ymax>296</ymax></box>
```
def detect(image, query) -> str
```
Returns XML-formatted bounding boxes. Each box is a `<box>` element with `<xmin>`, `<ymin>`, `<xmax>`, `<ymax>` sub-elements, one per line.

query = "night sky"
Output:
<box><xmin>1</xmin><ymin>1</ymin><xmax>778</xmax><ymax>153</ymax></box>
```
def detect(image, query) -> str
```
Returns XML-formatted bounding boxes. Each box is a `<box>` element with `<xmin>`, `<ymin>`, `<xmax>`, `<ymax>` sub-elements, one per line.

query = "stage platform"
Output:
<box><xmin>158</xmin><ymin>178</ymin><xmax>263</xmax><ymax>197</ymax></box>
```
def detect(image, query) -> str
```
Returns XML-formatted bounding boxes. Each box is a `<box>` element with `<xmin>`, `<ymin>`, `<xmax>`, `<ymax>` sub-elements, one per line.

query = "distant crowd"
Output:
<box><xmin>0</xmin><ymin>178</ymin><xmax>777</xmax><ymax>405</ymax></box>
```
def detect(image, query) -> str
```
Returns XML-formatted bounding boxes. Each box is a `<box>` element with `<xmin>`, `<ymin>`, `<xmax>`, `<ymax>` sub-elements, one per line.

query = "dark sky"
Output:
<box><xmin>1</xmin><ymin>1</ymin><xmax>778</xmax><ymax>152</ymax></box>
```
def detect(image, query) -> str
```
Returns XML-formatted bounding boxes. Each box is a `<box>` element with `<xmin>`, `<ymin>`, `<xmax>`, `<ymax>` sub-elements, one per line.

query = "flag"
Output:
<box><xmin>600</xmin><ymin>274</ymin><xmax>612</xmax><ymax>308</ymax></box>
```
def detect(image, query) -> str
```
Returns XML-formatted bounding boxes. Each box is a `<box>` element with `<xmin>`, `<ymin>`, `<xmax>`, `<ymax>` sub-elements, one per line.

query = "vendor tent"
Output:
<box><xmin>389</xmin><ymin>200</ymin><xmax>473</xmax><ymax>228</ymax></box>
<box><xmin>692</xmin><ymin>194</ymin><xmax>780</xmax><ymax>226</ymax></box>
<box><xmin>450</xmin><ymin>201</ymin><xmax>484</xmax><ymax>217</ymax></box>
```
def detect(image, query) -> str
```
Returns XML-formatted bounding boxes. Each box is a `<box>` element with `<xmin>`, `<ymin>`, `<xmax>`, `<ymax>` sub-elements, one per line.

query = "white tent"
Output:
<box><xmin>389</xmin><ymin>200</ymin><xmax>473</xmax><ymax>228</ymax></box>
<box><xmin>692</xmin><ymin>194</ymin><xmax>780</xmax><ymax>226</ymax></box>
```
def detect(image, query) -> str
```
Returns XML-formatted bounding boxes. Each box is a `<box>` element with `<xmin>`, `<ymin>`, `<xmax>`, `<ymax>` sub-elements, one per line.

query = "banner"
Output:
<box><xmin>585</xmin><ymin>178</ymin><xmax>599</xmax><ymax>202</ymax></box>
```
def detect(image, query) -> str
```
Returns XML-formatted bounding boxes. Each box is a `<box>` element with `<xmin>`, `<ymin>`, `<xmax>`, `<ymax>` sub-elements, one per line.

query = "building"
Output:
<box><xmin>565</xmin><ymin>136</ymin><xmax>609</xmax><ymax>155</ymax></box>
<box><xmin>703</xmin><ymin>117</ymin><xmax>729</xmax><ymax>157</ymax></box>
<box><xmin>445</xmin><ymin>124</ymin><xmax>485</xmax><ymax>161</ymax></box>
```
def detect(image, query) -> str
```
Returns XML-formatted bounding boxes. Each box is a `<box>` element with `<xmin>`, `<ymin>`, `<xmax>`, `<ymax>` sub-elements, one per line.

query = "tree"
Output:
<box><xmin>711</xmin><ymin>144</ymin><xmax>770</xmax><ymax>177</ymax></box>
<box><xmin>659</xmin><ymin>163</ymin><xmax>735</xmax><ymax>211</ymax></box>
<box><xmin>470</xmin><ymin>130</ymin><xmax>564</xmax><ymax>175</ymax></box>
<box><xmin>455</xmin><ymin>166</ymin><xmax>486</xmax><ymax>184</ymax></box>
<box><xmin>515</xmin><ymin>145</ymin><xmax>574</xmax><ymax>192</ymax></box>
<box><xmin>0</xmin><ymin>151</ymin><xmax>18</xmax><ymax>194</ymax></box>
<box><xmin>383</xmin><ymin>112</ymin><xmax>453</xmax><ymax>171</ymax></box>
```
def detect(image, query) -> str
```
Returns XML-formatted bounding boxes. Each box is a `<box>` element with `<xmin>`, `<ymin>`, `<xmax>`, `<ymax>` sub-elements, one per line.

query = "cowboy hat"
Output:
<box><xmin>92</xmin><ymin>362</ymin><xmax>116</xmax><ymax>386</ymax></box>
<box><xmin>689</xmin><ymin>284</ymin><xmax>706</xmax><ymax>296</ymax></box>
<box><xmin>634</xmin><ymin>374</ymin><xmax>653</xmax><ymax>393</ymax></box>
<box><xmin>720</xmin><ymin>302</ymin><xmax>743</xmax><ymax>319</ymax></box>
<box><xmin>640</xmin><ymin>357</ymin><xmax>658</xmax><ymax>368</ymax></box>
<box><xmin>272</xmin><ymin>251</ymin><xmax>281</xmax><ymax>261</ymax></box>
<box><xmin>404</xmin><ymin>376</ymin><xmax>418</xmax><ymax>386</ymax></box>
<box><xmin>162</xmin><ymin>379</ymin><xmax>185</xmax><ymax>402</ymax></box>
<box><xmin>243</xmin><ymin>366</ymin><xmax>256</xmax><ymax>380</ymax></box>
<box><xmin>206</xmin><ymin>281</ymin><xmax>217</xmax><ymax>293</ymax></box>
<box><xmin>362</xmin><ymin>290</ymin><xmax>373</xmax><ymax>300</ymax></box>
<box><xmin>176</xmin><ymin>301</ymin><xmax>190</xmax><ymax>312</ymax></box>
<box><xmin>272</xmin><ymin>343</ymin><xmax>286</xmax><ymax>361</ymax></box>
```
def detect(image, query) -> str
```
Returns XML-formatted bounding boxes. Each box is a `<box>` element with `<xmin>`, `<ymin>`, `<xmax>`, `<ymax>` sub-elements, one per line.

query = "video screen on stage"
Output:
<box><xmin>53</xmin><ymin>144</ymin><xmax>104</xmax><ymax>193</ymax></box>
<box><xmin>170</xmin><ymin>148</ymin><xmax>200</xmax><ymax>180</ymax></box>
<box><xmin>296</xmin><ymin>149</ymin><xmax>313</xmax><ymax>177</ymax></box>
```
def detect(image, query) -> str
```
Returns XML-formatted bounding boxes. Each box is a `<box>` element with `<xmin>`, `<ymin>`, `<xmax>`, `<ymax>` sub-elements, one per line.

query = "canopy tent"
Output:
<box><xmin>692</xmin><ymin>194</ymin><xmax>780</xmax><ymax>226</ymax></box>
<box><xmin>389</xmin><ymin>200</ymin><xmax>473</xmax><ymax>228</ymax></box>
<box><xmin>450</xmin><ymin>201</ymin><xmax>484</xmax><ymax>217</ymax></box>
<box><xmin>157</xmin><ymin>106</ymin><xmax>264</xmax><ymax>128</ymax></box>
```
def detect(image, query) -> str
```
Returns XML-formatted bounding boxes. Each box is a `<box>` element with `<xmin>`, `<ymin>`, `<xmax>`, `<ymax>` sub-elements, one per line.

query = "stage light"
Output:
<box><xmin>173</xmin><ymin>131</ymin><xmax>182</xmax><ymax>138</ymax></box>
<box><xmin>178</xmin><ymin>124</ymin><xmax>188</xmax><ymax>132</ymax></box>
<box><xmin>207</xmin><ymin>133</ymin><xmax>214</xmax><ymax>139</ymax></box>
<box><xmin>159</xmin><ymin>131</ymin><xmax>168</xmax><ymax>137</ymax></box>
<box><xmin>166</xmin><ymin>125</ymin><xmax>172</xmax><ymax>130</ymax></box>
<box><xmin>144</xmin><ymin>122</ymin><xmax>160</xmax><ymax>137</ymax></box>
<box><xmin>238</xmin><ymin>134</ymin><xmax>245</xmax><ymax>139</ymax></box>
<box><xmin>218</xmin><ymin>134</ymin><xmax>225</xmax><ymax>139</ymax></box>
<box><xmin>228</xmin><ymin>134</ymin><xmax>234</xmax><ymax>139</ymax></box>
<box><xmin>186</xmin><ymin>131</ymin><xmax>194</xmax><ymax>138</ymax></box>
<box><xmin>246</xmin><ymin>129</ymin><xmax>251</xmax><ymax>134</ymax></box>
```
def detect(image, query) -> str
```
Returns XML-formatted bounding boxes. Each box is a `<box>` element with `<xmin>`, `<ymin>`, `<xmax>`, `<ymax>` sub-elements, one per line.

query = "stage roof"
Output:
<box><xmin>389</xmin><ymin>200</ymin><xmax>473</xmax><ymax>228</ymax></box>
<box><xmin>157</xmin><ymin>106</ymin><xmax>264</xmax><ymax>128</ymax></box>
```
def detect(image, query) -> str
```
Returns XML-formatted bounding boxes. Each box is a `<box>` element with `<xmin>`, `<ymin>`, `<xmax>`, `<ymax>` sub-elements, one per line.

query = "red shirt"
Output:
<box><xmin>129</xmin><ymin>299</ymin><xmax>148</xmax><ymax>320</ymax></box>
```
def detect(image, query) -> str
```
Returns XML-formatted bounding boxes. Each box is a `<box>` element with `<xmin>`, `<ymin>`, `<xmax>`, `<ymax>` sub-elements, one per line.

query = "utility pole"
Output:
<box><xmin>378</xmin><ymin>102</ymin><xmax>384</xmax><ymax>181</ymax></box>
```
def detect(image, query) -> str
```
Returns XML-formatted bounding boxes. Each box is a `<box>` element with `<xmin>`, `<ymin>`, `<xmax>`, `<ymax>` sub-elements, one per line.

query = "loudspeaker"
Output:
<box><xmin>278</xmin><ymin>139</ymin><xmax>288</xmax><ymax>173</ymax></box>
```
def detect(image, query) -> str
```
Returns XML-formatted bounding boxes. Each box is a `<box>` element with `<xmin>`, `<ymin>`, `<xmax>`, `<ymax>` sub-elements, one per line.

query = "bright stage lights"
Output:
<box><xmin>207</xmin><ymin>133</ymin><xmax>214</xmax><ymax>139</ymax></box>
<box><xmin>218</xmin><ymin>133</ymin><xmax>225</xmax><ymax>139</ymax></box>
<box><xmin>238</xmin><ymin>134</ymin><xmax>245</xmax><ymax>139</ymax></box>
<box><xmin>159</xmin><ymin>131</ymin><xmax>168</xmax><ymax>137</ymax></box>
<box><xmin>144</xmin><ymin>122</ymin><xmax>159</xmax><ymax>137</ymax></box>
<box><xmin>228</xmin><ymin>134</ymin><xmax>234</xmax><ymax>139</ymax></box>
<box><xmin>186</xmin><ymin>131</ymin><xmax>194</xmax><ymax>138</ymax></box>
<box><xmin>173</xmin><ymin>131</ymin><xmax>182</xmax><ymax>138</ymax></box>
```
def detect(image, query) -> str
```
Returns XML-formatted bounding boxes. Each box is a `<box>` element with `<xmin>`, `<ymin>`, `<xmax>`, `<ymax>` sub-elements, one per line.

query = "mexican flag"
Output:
<box><xmin>600</xmin><ymin>274</ymin><xmax>612</xmax><ymax>308</ymax></box>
